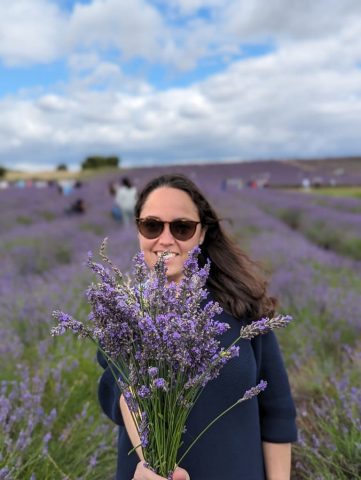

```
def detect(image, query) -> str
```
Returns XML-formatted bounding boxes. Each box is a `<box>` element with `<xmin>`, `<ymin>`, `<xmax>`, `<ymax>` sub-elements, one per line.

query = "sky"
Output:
<box><xmin>0</xmin><ymin>0</ymin><xmax>361</xmax><ymax>171</ymax></box>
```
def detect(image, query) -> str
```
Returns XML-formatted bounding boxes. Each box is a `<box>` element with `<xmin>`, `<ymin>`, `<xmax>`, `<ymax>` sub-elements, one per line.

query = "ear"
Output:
<box><xmin>199</xmin><ymin>226</ymin><xmax>207</xmax><ymax>245</ymax></box>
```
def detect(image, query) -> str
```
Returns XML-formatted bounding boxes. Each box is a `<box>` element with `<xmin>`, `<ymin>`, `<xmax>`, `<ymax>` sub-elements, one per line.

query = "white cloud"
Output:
<box><xmin>68</xmin><ymin>0</ymin><xmax>165</xmax><ymax>59</ymax></box>
<box><xmin>0</xmin><ymin>0</ymin><xmax>67</xmax><ymax>65</ymax></box>
<box><xmin>221</xmin><ymin>0</ymin><xmax>361</xmax><ymax>41</ymax></box>
<box><xmin>1</xmin><ymin>0</ymin><xmax>361</xmax><ymax>71</ymax></box>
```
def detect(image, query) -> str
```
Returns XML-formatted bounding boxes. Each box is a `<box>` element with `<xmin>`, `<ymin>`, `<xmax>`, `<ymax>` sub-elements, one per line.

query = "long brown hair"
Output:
<box><xmin>135</xmin><ymin>174</ymin><xmax>276</xmax><ymax>322</ymax></box>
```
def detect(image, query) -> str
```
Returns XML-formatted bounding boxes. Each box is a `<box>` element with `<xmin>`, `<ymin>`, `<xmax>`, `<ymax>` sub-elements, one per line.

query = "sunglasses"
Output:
<box><xmin>136</xmin><ymin>218</ymin><xmax>201</xmax><ymax>241</ymax></box>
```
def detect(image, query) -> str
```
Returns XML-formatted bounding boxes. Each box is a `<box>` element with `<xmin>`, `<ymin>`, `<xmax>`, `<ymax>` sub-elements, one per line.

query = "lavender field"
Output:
<box><xmin>1</xmin><ymin>166</ymin><xmax>360</xmax><ymax>480</ymax></box>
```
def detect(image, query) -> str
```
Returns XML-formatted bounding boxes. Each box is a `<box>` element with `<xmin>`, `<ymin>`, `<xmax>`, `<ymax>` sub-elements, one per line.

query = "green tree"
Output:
<box><xmin>0</xmin><ymin>165</ymin><xmax>6</xmax><ymax>178</ymax></box>
<box><xmin>81</xmin><ymin>156</ymin><xmax>120</xmax><ymax>170</ymax></box>
<box><xmin>57</xmin><ymin>163</ymin><xmax>68</xmax><ymax>171</ymax></box>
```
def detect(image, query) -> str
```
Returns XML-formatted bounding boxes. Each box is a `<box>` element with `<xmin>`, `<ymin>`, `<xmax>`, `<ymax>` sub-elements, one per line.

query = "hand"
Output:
<box><xmin>133</xmin><ymin>461</ymin><xmax>190</xmax><ymax>480</ymax></box>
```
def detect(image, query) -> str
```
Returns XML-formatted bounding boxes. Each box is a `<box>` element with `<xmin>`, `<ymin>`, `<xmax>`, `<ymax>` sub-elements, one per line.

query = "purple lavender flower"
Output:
<box><xmin>139</xmin><ymin>412</ymin><xmax>149</xmax><ymax>448</ymax></box>
<box><xmin>50</xmin><ymin>311</ymin><xmax>91</xmax><ymax>338</ymax></box>
<box><xmin>42</xmin><ymin>432</ymin><xmax>52</xmax><ymax>455</ymax></box>
<box><xmin>241</xmin><ymin>380</ymin><xmax>268</xmax><ymax>402</ymax></box>
<box><xmin>122</xmin><ymin>387</ymin><xmax>139</xmax><ymax>413</ymax></box>
<box><xmin>138</xmin><ymin>385</ymin><xmax>151</xmax><ymax>398</ymax></box>
<box><xmin>152</xmin><ymin>378</ymin><xmax>167</xmax><ymax>391</ymax></box>
<box><xmin>239</xmin><ymin>315</ymin><xmax>293</xmax><ymax>339</ymax></box>
<box><xmin>133</xmin><ymin>251</ymin><xmax>148</xmax><ymax>285</ymax></box>
<box><xmin>148</xmin><ymin>367</ymin><xmax>158</xmax><ymax>377</ymax></box>
<box><xmin>0</xmin><ymin>468</ymin><xmax>10</xmax><ymax>479</ymax></box>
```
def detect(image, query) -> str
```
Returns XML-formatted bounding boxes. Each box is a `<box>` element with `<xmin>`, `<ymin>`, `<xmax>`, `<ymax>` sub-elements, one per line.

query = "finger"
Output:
<box><xmin>134</xmin><ymin>461</ymin><xmax>168</xmax><ymax>480</ymax></box>
<box><xmin>172</xmin><ymin>467</ymin><xmax>190</xmax><ymax>480</ymax></box>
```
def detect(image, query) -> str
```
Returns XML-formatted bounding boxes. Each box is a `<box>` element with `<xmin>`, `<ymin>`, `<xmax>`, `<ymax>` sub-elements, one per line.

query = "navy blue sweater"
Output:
<box><xmin>97</xmin><ymin>308</ymin><xmax>297</xmax><ymax>480</ymax></box>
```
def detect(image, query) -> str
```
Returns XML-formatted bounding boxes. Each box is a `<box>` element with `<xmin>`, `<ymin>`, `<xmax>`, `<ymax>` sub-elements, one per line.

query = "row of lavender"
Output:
<box><xmin>0</xmin><ymin>176</ymin><xmax>139</xmax><ymax>479</ymax></box>
<box><xmin>1</xmin><ymin>169</ymin><xmax>360</xmax><ymax>479</ymax></box>
<box><xmin>217</xmin><ymin>188</ymin><xmax>361</xmax><ymax>479</ymax></box>
<box><xmin>235</xmin><ymin>187</ymin><xmax>361</xmax><ymax>261</ymax></box>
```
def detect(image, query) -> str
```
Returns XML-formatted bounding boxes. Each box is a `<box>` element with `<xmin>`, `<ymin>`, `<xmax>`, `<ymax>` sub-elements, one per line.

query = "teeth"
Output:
<box><xmin>157</xmin><ymin>252</ymin><xmax>176</xmax><ymax>258</ymax></box>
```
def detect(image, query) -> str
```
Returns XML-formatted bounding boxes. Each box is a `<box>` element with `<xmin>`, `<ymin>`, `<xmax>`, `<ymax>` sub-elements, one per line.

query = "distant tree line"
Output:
<box><xmin>81</xmin><ymin>156</ymin><xmax>120</xmax><ymax>170</ymax></box>
<box><xmin>0</xmin><ymin>165</ymin><xmax>6</xmax><ymax>178</ymax></box>
<box><xmin>57</xmin><ymin>164</ymin><xmax>68</xmax><ymax>171</ymax></box>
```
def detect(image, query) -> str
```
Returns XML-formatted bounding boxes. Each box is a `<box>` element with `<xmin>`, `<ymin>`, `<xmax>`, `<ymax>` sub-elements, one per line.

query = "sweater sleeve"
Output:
<box><xmin>97</xmin><ymin>350</ymin><xmax>124</xmax><ymax>426</ymax></box>
<box><xmin>252</xmin><ymin>332</ymin><xmax>298</xmax><ymax>443</ymax></box>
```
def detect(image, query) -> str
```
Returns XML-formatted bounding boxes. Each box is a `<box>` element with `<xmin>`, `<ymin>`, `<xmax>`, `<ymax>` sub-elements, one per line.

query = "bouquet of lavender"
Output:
<box><xmin>51</xmin><ymin>240</ymin><xmax>291</xmax><ymax>478</ymax></box>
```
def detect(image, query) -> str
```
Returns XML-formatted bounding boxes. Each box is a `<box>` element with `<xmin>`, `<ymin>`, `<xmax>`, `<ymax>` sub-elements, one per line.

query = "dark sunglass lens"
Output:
<box><xmin>171</xmin><ymin>221</ymin><xmax>197</xmax><ymax>240</ymax></box>
<box><xmin>139</xmin><ymin>219</ymin><xmax>163</xmax><ymax>238</ymax></box>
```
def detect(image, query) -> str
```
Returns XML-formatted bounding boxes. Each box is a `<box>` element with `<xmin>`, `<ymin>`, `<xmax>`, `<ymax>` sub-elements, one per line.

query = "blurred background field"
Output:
<box><xmin>1</xmin><ymin>158</ymin><xmax>360</xmax><ymax>480</ymax></box>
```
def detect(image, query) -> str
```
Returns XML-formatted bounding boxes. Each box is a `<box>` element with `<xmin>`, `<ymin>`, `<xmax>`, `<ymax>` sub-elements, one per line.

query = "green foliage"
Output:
<box><xmin>271</xmin><ymin>206</ymin><xmax>361</xmax><ymax>261</ymax></box>
<box><xmin>1</xmin><ymin>339</ymin><xmax>117</xmax><ymax>479</ymax></box>
<box><xmin>310</xmin><ymin>186</ymin><xmax>361</xmax><ymax>199</ymax></box>
<box><xmin>305</xmin><ymin>223</ymin><xmax>361</xmax><ymax>260</ymax></box>
<box><xmin>80</xmin><ymin>222</ymin><xmax>106</xmax><ymax>235</ymax></box>
<box><xmin>53</xmin><ymin>243</ymin><xmax>73</xmax><ymax>265</ymax></box>
<box><xmin>81</xmin><ymin>155</ymin><xmax>120</xmax><ymax>170</ymax></box>
<box><xmin>39</xmin><ymin>211</ymin><xmax>57</xmax><ymax>222</ymax></box>
<box><xmin>16</xmin><ymin>215</ymin><xmax>33</xmax><ymax>225</ymax></box>
<box><xmin>0</xmin><ymin>165</ymin><xmax>6</xmax><ymax>177</ymax></box>
<box><xmin>275</xmin><ymin>207</ymin><xmax>303</xmax><ymax>230</ymax></box>
<box><xmin>3</xmin><ymin>238</ymin><xmax>73</xmax><ymax>275</ymax></box>
<box><xmin>56</xmin><ymin>164</ymin><xmax>68</xmax><ymax>171</ymax></box>
<box><xmin>293</xmin><ymin>364</ymin><xmax>361</xmax><ymax>480</ymax></box>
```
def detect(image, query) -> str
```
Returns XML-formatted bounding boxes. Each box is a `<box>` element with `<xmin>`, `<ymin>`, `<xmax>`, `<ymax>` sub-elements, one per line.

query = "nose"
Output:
<box><xmin>158</xmin><ymin>223</ymin><xmax>175</xmax><ymax>245</ymax></box>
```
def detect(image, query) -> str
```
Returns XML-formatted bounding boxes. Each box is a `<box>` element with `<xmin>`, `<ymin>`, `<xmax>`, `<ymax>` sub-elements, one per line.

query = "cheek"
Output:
<box><xmin>138</xmin><ymin>237</ymin><xmax>153</xmax><ymax>262</ymax></box>
<box><xmin>181</xmin><ymin>236</ymin><xmax>203</xmax><ymax>255</ymax></box>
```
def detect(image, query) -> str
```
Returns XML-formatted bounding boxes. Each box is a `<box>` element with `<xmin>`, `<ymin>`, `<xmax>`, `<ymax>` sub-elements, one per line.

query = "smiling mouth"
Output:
<box><xmin>156</xmin><ymin>251</ymin><xmax>178</xmax><ymax>260</ymax></box>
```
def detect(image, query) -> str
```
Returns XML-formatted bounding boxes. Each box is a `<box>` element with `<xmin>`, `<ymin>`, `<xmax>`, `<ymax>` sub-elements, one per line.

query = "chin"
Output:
<box><xmin>166</xmin><ymin>271</ymin><xmax>182</xmax><ymax>284</ymax></box>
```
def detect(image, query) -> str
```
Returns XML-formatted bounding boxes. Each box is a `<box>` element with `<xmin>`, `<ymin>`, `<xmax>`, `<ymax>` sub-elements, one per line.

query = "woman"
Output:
<box><xmin>98</xmin><ymin>173</ymin><xmax>297</xmax><ymax>480</ymax></box>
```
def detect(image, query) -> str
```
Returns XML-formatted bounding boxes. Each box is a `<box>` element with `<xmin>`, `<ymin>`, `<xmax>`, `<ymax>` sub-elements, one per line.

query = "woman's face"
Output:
<box><xmin>138</xmin><ymin>187</ymin><xmax>206</xmax><ymax>283</ymax></box>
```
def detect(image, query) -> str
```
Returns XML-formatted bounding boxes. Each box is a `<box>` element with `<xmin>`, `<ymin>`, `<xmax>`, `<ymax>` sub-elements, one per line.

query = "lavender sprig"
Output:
<box><xmin>241</xmin><ymin>379</ymin><xmax>268</xmax><ymax>401</ymax></box>
<box><xmin>239</xmin><ymin>315</ymin><xmax>293</xmax><ymax>340</ymax></box>
<box><xmin>176</xmin><ymin>379</ymin><xmax>268</xmax><ymax>466</ymax></box>
<box><xmin>51</xmin><ymin>311</ymin><xmax>91</xmax><ymax>338</ymax></box>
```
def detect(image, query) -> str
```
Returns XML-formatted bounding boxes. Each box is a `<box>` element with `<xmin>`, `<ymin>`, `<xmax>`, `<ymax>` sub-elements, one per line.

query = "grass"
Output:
<box><xmin>283</xmin><ymin>186</ymin><xmax>361</xmax><ymax>199</ymax></box>
<box><xmin>308</xmin><ymin>186</ymin><xmax>361</xmax><ymax>198</ymax></box>
<box><xmin>4</xmin><ymin>167</ymin><xmax>124</xmax><ymax>182</ymax></box>
<box><xmin>267</xmin><ymin>206</ymin><xmax>361</xmax><ymax>261</ymax></box>
<box><xmin>1</xmin><ymin>335</ymin><xmax>117</xmax><ymax>479</ymax></box>
<box><xmin>293</xmin><ymin>361</ymin><xmax>361</xmax><ymax>479</ymax></box>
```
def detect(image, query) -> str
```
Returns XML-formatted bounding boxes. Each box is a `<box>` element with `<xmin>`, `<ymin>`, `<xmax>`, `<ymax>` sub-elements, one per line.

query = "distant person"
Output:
<box><xmin>15</xmin><ymin>180</ymin><xmax>26</xmax><ymax>189</ymax></box>
<box><xmin>114</xmin><ymin>177</ymin><xmax>137</xmax><ymax>225</ymax></box>
<box><xmin>109</xmin><ymin>181</ymin><xmax>123</xmax><ymax>221</ymax></box>
<box><xmin>301</xmin><ymin>178</ymin><xmax>311</xmax><ymax>190</ymax></box>
<box><xmin>65</xmin><ymin>198</ymin><xmax>86</xmax><ymax>215</ymax></box>
<box><xmin>58</xmin><ymin>179</ymin><xmax>75</xmax><ymax>196</ymax></box>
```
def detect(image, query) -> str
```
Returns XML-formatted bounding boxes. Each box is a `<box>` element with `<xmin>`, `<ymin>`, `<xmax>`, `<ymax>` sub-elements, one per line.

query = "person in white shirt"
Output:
<box><xmin>115</xmin><ymin>177</ymin><xmax>137</xmax><ymax>225</ymax></box>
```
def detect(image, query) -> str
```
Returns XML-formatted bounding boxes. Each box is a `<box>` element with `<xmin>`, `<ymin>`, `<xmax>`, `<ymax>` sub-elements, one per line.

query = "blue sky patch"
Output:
<box><xmin>53</xmin><ymin>0</ymin><xmax>91</xmax><ymax>12</ymax></box>
<box><xmin>0</xmin><ymin>60</ymin><xmax>69</xmax><ymax>96</ymax></box>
